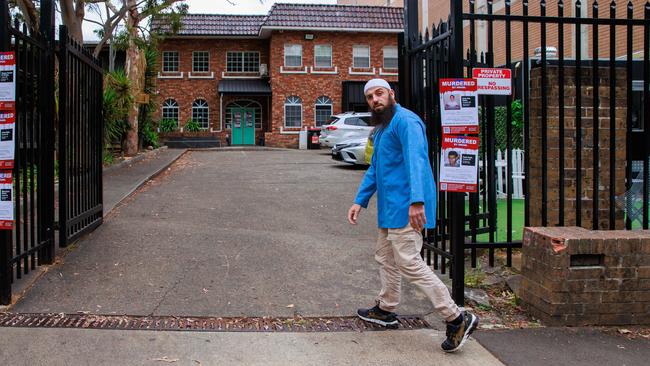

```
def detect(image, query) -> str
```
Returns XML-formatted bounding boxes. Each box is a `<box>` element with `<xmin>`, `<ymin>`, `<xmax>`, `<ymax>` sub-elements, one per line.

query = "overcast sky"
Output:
<box><xmin>82</xmin><ymin>0</ymin><xmax>337</xmax><ymax>41</ymax></box>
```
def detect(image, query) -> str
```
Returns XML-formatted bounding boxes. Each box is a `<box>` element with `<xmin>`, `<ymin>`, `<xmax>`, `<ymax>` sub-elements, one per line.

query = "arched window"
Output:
<box><xmin>162</xmin><ymin>98</ymin><xmax>179</xmax><ymax>127</ymax></box>
<box><xmin>284</xmin><ymin>96</ymin><xmax>302</xmax><ymax>128</ymax></box>
<box><xmin>315</xmin><ymin>96</ymin><xmax>333</xmax><ymax>127</ymax></box>
<box><xmin>192</xmin><ymin>99</ymin><xmax>209</xmax><ymax>129</ymax></box>
<box><xmin>225</xmin><ymin>100</ymin><xmax>263</xmax><ymax>129</ymax></box>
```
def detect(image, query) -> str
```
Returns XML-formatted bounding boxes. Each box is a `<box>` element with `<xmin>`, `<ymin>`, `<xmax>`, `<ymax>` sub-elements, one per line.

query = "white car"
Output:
<box><xmin>331</xmin><ymin>137</ymin><xmax>369</xmax><ymax>166</ymax></box>
<box><xmin>319</xmin><ymin>112</ymin><xmax>372</xmax><ymax>148</ymax></box>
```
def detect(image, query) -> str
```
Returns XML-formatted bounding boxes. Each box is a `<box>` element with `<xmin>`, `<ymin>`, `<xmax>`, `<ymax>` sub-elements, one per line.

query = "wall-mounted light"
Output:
<box><xmin>305</xmin><ymin>34</ymin><xmax>314</xmax><ymax>40</ymax></box>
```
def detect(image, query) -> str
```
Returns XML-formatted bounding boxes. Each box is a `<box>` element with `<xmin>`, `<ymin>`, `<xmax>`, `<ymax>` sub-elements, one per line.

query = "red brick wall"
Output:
<box><xmin>156</xmin><ymin>38</ymin><xmax>270</xmax><ymax>144</ymax></box>
<box><xmin>266</xmin><ymin>31</ymin><xmax>399</xmax><ymax>148</ymax></box>
<box><xmin>156</xmin><ymin>32</ymin><xmax>399</xmax><ymax>148</ymax></box>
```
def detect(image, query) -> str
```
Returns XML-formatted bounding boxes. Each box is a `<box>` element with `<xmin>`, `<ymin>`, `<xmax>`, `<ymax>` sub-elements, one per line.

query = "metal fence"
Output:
<box><xmin>58</xmin><ymin>26</ymin><xmax>104</xmax><ymax>248</ymax></box>
<box><xmin>400</xmin><ymin>0</ymin><xmax>650</xmax><ymax>305</ymax></box>
<box><xmin>0</xmin><ymin>0</ymin><xmax>103</xmax><ymax>305</ymax></box>
<box><xmin>0</xmin><ymin>0</ymin><xmax>56</xmax><ymax>305</ymax></box>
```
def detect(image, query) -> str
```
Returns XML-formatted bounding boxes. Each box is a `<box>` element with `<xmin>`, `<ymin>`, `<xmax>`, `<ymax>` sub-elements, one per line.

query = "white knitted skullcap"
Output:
<box><xmin>363</xmin><ymin>78</ymin><xmax>392</xmax><ymax>94</ymax></box>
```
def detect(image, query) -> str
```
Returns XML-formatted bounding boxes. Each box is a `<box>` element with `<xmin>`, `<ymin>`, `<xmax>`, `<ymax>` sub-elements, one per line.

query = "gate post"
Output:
<box><xmin>448</xmin><ymin>0</ymin><xmax>466</xmax><ymax>306</ymax></box>
<box><xmin>38</xmin><ymin>0</ymin><xmax>56</xmax><ymax>264</ymax></box>
<box><xmin>399</xmin><ymin>0</ymin><xmax>419</xmax><ymax>107</ymax></box>
<box><xmin>0</xmin><ymin>0</ymin><xmax>11</xmax><ymax>305</ymax></box>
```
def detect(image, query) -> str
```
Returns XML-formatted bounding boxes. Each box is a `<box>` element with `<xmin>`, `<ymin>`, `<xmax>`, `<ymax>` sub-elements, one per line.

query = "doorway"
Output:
<box><xmin>231</xmin><ymin>108</ymin><xmax>256</xmax><ymax>145</ymax></box>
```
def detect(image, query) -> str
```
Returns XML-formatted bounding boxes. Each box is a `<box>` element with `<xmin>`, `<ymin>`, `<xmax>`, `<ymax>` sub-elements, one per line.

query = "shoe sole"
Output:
<box><xmin>443</xmin><ymin>314</ymin><xmax>479</xmax><ymax>353</ymax></box>
<box><xmin>356</xmin><ymin>313</ymin><xmax>399</xmax><ymax>329</ymax></box>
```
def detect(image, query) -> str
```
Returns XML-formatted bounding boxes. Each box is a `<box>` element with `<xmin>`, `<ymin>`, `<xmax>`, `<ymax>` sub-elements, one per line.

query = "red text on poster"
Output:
<box><xmin>472</xmin><ymin>68</ymin><xmax>512</xmax><ymax>95</ymax></box>
<box><xmin>439</xmin><ymin>78</ymin><xmax>479</xmax><ymax>134</ymax></box>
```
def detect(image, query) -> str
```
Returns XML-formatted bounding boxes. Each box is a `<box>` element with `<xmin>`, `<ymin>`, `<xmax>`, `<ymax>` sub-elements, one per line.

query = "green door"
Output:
<box><xmin>231</xmin><ymin>108</ymin><xmax>255</xmax><ymax>146</ymax></box>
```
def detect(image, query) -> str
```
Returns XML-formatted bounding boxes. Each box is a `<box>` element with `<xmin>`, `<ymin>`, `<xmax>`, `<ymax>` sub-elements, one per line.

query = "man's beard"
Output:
<box><xmin>369</xmin><ymin>96</ymin><xmax>396</xmax><ymax>128</ymax></box>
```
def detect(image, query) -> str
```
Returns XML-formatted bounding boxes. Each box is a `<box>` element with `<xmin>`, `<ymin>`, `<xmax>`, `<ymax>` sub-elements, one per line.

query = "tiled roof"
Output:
<box><xmin>152</xmin><ymin>4</ymin><xmax>403</xmax><ymax>37</ymax></box>
<box><xmin>263</xmin><ymin>3</ymin><xmax>403</xmax><ymax>31</ymax></box>
<box><xmin>152</xmin><ymin>14</ymin><xmax>266</xmax><ymax>36</ymax></box>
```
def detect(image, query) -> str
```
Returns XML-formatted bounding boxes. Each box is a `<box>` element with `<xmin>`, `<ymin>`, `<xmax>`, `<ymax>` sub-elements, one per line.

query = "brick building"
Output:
<box><xmin>152</xmin><ymin>4</ymin><xmax>403</xmax><ymax>148</ymax></box>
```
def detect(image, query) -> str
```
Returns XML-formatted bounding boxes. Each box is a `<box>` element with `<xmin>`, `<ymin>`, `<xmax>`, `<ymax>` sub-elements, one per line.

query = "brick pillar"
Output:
<box><xmin>528</xmin><ymin>65</ymin><xmax>627</xmax><ymax>229</ymax></box>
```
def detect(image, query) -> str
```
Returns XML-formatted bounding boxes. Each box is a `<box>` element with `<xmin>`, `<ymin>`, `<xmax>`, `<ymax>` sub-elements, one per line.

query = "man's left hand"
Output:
<box><xmin>409</xmin><ymin>203</ymin><xmax>426</xmax><ymax>232</ymax></box>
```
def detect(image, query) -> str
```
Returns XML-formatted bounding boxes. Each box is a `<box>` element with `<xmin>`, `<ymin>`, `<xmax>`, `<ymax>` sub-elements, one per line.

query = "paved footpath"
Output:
<box><xmin>1</xmin><ymin>148</ymin><xmax>503</xmax><ymax>365</ymax></box>
<box><xmin>4</xmin><ymin>148</ymin><xmax>647</xmax><ymax>365</ymax></box>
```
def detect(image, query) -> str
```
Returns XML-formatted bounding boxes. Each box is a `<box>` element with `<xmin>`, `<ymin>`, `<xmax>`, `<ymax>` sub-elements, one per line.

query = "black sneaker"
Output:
<box><xmin>441</xmin><ymin>311</ymin><xmax>479</xmax><ymax>353</ymax></box>
<box><xmin>356</xmin><ymin>305</ymin><xmax>399</xmax><ymax>329</ymax></box>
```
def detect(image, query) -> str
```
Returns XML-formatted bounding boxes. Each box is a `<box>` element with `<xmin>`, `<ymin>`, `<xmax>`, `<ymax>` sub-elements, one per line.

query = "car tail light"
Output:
<box><xmin>326</xmin><ymin>126</ymin><xmax>337</xmax><ymax>131</ymax></box>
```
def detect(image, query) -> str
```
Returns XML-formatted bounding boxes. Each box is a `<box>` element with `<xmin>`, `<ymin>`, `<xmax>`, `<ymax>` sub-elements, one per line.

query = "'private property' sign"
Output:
<box><xmin>472</xmin><ymin>68</ymin><xmax>512</xmax><ymax>95</ymax></box>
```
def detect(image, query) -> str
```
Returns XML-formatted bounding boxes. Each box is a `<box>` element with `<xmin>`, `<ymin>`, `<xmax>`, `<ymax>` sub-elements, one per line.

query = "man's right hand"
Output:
<box><xmin>348</xmin><ymin>204</ymin><xmax>362</xmax><ymax>225</ymax></box>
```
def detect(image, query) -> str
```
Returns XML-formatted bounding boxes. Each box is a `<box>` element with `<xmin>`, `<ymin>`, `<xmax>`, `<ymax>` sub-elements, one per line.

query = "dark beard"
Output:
<box><xmin>369</xmin><ymin>99</ymin><xmax>396</xmax><ymax>128</ymax></box>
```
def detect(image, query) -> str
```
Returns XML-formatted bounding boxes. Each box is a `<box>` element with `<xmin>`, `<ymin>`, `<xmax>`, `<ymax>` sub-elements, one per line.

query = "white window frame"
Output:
<box><xmin>314</xmin><ymin>44</ymin><xmax>332</xmax><ymax>68</ymax></box>
<box><xmin>383</xmin><ymin>46</ymin><xmax>398</xmax><ymax>70</ymax></box>
<box><xmin>192</xmin><ymin>51</ymin><xmax>210</xmax><ymax>73</ymax></box>
<box><xmin>284</xmin><ymin>44</ymin><xmax>303</xmax><ymax>67</ymax></box>
<box><xmin>226</xmin><ymin>51</ymin><xmax>260</xmax><ymax>73</ymax></box>
<box><xmin>315</xmin><ymin>96</ymin><xmax>333</xmax><ymax>127</ymax></box>
<box><xmin>284</xmin><ymin>96</ymin><xmax>302</xmax><ymax>128</ymax></box>
<box><xmin>162</xmin><ymin>51</ymin><xmax>179</xmax><ymax>72</ymax></box>
<box><xmin>162</xmin><ymin>98</ymin><xmax>179</xmax><ymax>128</ymax></box>
<box><xmin>353</xmin><ymin>45</ymin><xmax>371</xmax><ymax>69</ymax></box>
<box><xmin>192</xmin><ymin>99</ymin><xmax>210</xmax><ymax>130</ymax></box>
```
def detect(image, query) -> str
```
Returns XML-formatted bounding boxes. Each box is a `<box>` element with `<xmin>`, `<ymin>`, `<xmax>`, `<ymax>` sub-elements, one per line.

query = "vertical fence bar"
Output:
<box><xmin>541</xmin><ymin>1</ymin><xmax>549</xmax><ymax>227</ymax></box>
<box><xmin>469</xmin><ymin>0</ymin><xmax>478</xmax><ymax>268</ymax></box>
<box><xmin>592</xmin><ymin>1</ymin><xmax>600</xmax><ymax>230</ymax></box>
<box><xmin>0</xmin><ymin>0</ymin><xmax>12</xmax><ymax>305</ymax></box>
<box><xmin>625</xmin><ymin>2</ymin><xmax>633</xmax><ymax>229</ymax></box>
<box><xmin>487</xmin><ymin>0</ymin><xmax>496</xmax><ymax>267</ymax></box>
<box><xmin>58</xmin><ymin>26</ymin><xmax>68</xmax><ymax>248</ymax></box>
<box><xmin>559</xmin><ymin>0</ymin><xmax>566</xmax><ymax>226</ymax></box>
<box><xmin>505</xmin><ymin>0</ymin><xmax>513</xmax><ymax>266</ymax></box>
<box><xmin>523</xmin><ymin>0</ymin><xmax>531</xmax><ymax>227</ymax></box>
<box><xmin>575</xmin><ymin>0</ymin><xmax>583</xmax><ymax>227</ymax></box>
<box><xmin>449</xmin><ymin>0</ymin><xmax>465</xmax><ymax>306</ymax></box>
<box><xmin>642</xmin><ymin>2</ymin><xmax>650</xmax><ymax>230</ymax></box>
<box><xmin>609</xmin><ymin>1</ymin><xmax>616</xmax><ymax>229</ymax></box>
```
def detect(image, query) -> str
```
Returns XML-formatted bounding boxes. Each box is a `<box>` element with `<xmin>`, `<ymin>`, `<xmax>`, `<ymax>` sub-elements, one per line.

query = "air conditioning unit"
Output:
<box><xmin>259</xmin><ymin>63</ymin><xmax>268</xmax><ymax>76</ymax></box>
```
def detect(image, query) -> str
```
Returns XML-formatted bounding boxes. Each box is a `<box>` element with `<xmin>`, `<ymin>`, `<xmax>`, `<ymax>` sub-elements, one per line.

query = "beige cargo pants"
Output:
<box><xmin>375</xmin><ymin>224</ymin><xmax>461</xmax><ymax>322</ymax></box>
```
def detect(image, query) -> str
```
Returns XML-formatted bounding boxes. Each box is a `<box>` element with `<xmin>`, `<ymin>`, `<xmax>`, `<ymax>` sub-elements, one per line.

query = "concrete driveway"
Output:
<box><xmin>12</xmin><ymin>149</ymin><xmax>442</xmax><ymax>322</ymax></box>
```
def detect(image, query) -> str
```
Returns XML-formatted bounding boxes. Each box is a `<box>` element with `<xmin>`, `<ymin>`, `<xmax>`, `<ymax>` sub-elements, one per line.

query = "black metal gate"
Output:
<box><xmin>58</xmin><ymin>26</ymin><xmax>104</xmax><ymax>248</ymax></box>
<box><xmin>0</xmin><ymin>0</ymin><xmax>103</xmax><ymax>305</ymax></box>
<box><xmin>400</xmin><ymin>0</ymin><xmax>650</xmax><ymax>305</ymax></box>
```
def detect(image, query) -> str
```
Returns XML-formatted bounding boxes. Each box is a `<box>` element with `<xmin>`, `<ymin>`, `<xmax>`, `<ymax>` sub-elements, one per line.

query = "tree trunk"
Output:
<box><xmin>124</xmin><ymin>3</ymin><xmax>144</xmax><ymax>156</ymax></box>
<box><xmin>60</xmin><ymin>0</ymin><xmax>84</xmax><ymax>43</ymax></box>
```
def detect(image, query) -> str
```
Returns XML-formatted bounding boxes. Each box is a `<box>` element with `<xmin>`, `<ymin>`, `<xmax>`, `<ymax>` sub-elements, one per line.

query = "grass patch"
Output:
<box><xmin>465</xmin><ymin>198</ymin><xmax>525</xmax><ymax>243</ymax></box>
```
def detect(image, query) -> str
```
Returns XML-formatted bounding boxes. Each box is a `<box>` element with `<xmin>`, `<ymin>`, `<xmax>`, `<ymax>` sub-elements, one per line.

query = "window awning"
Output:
<box><xmin>218</xmin><ymin>79</ymin><xmax>272</xmax><ymax>95</ymax></box>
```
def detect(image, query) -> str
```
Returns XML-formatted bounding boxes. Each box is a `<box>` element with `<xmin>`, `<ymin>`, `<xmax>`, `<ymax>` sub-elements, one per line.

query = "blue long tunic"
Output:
<box><xmin>354</xmin><ymin>104</ymin><xmax>437</xmax><ymax>229</ymax></box>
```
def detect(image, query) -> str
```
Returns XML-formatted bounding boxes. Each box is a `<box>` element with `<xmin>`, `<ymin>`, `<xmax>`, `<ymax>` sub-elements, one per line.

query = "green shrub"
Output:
<box><xmin>140</xmin><ymin>119</ymin><xmax>160</xmax><ymax>148</ymax></box>
<box><xmin>103</xmin><ymin>69</ymin><xmax>132</xmax><ymax>146</ymax></box>
<box><xmin>184</xmin><ymin>119</ymin><xmax>201</xmax><ymax>132</ymax></box>
<box><xmin>479</xmin><ymin>99</ymin><xmax>524</xmax><ymax>152</ymax></box>
<box><xmin>160</xmin><ymin>118</ymin><xmax>178</xmax><ymax>132</ymax></box>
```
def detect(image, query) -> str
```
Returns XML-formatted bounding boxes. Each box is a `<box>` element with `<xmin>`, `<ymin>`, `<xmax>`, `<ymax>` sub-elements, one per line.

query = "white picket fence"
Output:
<box><xmin>479</xmin><ymin>149</ymin><xmax>525</xmax><ymax>199</ymax></box>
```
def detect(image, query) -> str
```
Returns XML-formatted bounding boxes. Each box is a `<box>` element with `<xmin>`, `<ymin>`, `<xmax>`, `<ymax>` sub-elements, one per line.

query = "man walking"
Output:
<box><xmin>348</xmin><ymin>78</ymin><xmax>478</xmax><ymax>353</ymax></box>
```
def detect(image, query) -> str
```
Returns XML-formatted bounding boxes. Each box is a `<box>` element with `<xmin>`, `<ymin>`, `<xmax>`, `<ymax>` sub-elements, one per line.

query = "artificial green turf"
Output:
<box><xmin>465</xmin><ymin>198</ymin><xmax>525</xmax><ymax>243</ymax></box>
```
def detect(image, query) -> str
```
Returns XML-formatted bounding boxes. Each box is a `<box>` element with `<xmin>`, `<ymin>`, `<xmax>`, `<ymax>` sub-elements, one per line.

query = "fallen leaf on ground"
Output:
<box><xmin>150</xmin><ymin>356</ymin><xmax>179</xmax><ymax>363</ymax></box>
<box><xmin>618</xmin><ymin>329</ymin><xmax>631</xmax><ymax>334</ymax></box>
<box><xmin>286</xmin><ymin>304</ymin><xmax>294</xmax><ymax>308</ymax></box>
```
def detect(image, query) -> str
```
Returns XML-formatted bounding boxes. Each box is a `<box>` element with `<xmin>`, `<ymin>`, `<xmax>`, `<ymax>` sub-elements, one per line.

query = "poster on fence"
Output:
<box><xmin>472</xmin><ymin>68</ymin><xmax>512</xmax><ymax>95</ymax></box>
<box><xmin>439</xmin><ymin>78</ymin><xmax>479</xmax><ymax>134</ymax></box>
<box><xmin>0</xmin><ymin>52</ymin><xmax>16</xmax><ymax>103</ymax></box>
<box><xmin>439</xmin><ymin>135</ymin><xmax>479</xmax><ymax>193</ymax></box>
<box><xmin>0</xmin><ymin>110</ymin><xmax>15</xmax><ymax>169</ymax></box>
<box><xmin>0</xmin><ymin>172</ymin><xmax>13</xmax><ymax>229</ymax></box>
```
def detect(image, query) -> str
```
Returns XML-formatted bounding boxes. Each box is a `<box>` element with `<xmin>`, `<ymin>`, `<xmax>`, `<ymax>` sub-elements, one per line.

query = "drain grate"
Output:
<box><xmin>0</xmin><ymin>313</ymin><xmax>431</xmax><ymax>332</ymax></box>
